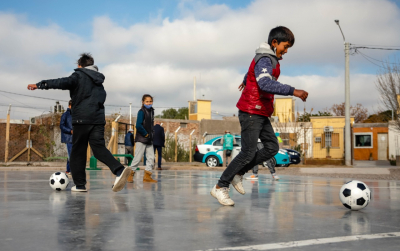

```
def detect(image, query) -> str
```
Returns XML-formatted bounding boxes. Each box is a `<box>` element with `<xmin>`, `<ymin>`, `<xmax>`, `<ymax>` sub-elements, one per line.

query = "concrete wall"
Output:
<box><xmin>388</xmin><ymin>122</ymin><xmax>400</xmax><ymax>159</ymax></box>
<box><xmin>0</xmin><ymin>114</ymin><xmax>62</xmax><ymax>162</ymax></box>
<box><xmin>274</xmin><ymin>98</ymin><xmax>295</xmax><ymax>122</ymax></box>
<box><xmin>200</xmin><ymin>117</ymin><xmax>240</xmax><ymax>136</ymax></box>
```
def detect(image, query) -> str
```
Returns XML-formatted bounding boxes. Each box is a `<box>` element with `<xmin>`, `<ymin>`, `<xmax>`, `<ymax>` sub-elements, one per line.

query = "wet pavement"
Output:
<box><xmin>1</xmin><ymin>170</ymin><xmax>400</xmax><ymax>251</ymax></box>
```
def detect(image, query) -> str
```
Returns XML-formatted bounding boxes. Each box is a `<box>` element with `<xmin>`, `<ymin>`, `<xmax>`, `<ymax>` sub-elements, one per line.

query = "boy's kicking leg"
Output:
<box><xmin>237</xmin><ymin>118</ymin><xmax>279</xmax><ymax>177</ymax></box>
<box><xmin>211</xmin><ymin>111</ymin><xmax>262</xmax><ymax>205</ymax></box>
<box><xmin>88</xmin><ymin>124</ymin><xmax>130</xmax><ymax>192</ymax></box>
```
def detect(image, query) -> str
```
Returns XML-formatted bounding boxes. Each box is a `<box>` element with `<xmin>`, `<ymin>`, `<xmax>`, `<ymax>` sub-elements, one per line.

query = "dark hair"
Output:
<box><xmin>141</xmin><ymin>94</ymin><xmax>153</xmax><ymax>107</ymax></box>
<box><xmin>77</xmin><ymin>53</ymin><xmax>94</xmax><ymax>68</ymax></box>
<box><xmin>68</xmin><ymin>100</ymin><xmax>72</xmax><ymax>106</ymax></box>
<box><xmin>268</xmin><ymin>26</ymin><xmax>295</xmax><ymax>47</ymax></box>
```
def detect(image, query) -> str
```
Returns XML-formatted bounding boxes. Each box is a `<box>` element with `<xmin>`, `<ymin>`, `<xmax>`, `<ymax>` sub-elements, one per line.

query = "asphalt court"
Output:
<box><xmin>1</xmin><ymin>170</ymin><xmax>400</xmax><ymax>251</ymax></box>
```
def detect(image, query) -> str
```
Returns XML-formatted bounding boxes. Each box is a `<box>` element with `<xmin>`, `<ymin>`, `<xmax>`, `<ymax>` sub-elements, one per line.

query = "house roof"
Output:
<box><xmin>353</xmin><ymin>123</ymin><xmax>388</xmax><ymax>128</ymax></box>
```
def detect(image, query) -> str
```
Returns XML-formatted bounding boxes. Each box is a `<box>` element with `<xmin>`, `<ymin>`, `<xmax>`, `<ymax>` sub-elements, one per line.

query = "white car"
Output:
<box><xmin>193</xmin><ymin>136</ymin><xmax>290</xmax><ymax>167</ymax></box>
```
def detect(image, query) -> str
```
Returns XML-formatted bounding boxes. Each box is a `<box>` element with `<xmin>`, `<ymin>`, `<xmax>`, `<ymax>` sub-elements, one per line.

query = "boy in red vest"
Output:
<box><xmin>211</xmin><ymin>26</ymin><xmax>308</xmax><ymax>206</ymax></box>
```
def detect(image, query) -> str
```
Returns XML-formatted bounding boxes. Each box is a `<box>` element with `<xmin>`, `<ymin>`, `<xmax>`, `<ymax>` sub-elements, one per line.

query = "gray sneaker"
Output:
<box><xmin>210</xmin><ymin>185</ymin><xmax>234</xmax><ymax>206</ymax></box>
<box><xmin>231</xmin><ymin>175</ymin><xmax>245</xmax><ymax>194</ymax></box>
<box><xmin>272</xmin><ymin>173</ymin><xmax>280</xmax><ymax>180</ymax></box>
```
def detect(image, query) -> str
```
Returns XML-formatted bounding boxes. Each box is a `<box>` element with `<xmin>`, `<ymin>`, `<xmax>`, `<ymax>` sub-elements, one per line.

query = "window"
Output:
<box><xmin>180</xmin><ymin>123</ymin><xmax>187</xmax><ymax>128</ymax></box>
<box><xmin>234</xmin><ymin>137</ymin><xmax>241</xmax><ymax>147</ymax></box>
<box><xmin>189</xmin><ymin>102</ymin><xmax>197</xmax><ymax>114</ymax></box>
<box><xmin>280</xmin><ymin>132</ymin><xmax>296</xmax><ymax>147</ymax></box>
<box><xmin>213</xmin><ymin>138</ymin><xmax>223</xmax><ymax>146</ymax></box>
<box><xmin>322</xmin><ymin>132</ymin><xmax>340</xmax><ymax>148</ymax></box>
<box><xmin>354</xmin><ymin>133</ymin><xmax>373</xmax><ymax>148</ymax></box>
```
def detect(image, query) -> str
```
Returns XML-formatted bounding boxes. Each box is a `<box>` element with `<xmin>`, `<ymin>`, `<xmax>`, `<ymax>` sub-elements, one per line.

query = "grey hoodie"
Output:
<box><xmin>242</xmin><ymin>42</ymin><xmax>294</xmax><ymax>96</ymax></box>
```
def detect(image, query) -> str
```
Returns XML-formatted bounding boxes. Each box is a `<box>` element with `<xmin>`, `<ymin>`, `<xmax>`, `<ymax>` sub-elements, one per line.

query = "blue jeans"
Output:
<box><xmin>217</xmin><ymin>111</ymin><xmax>279</xmax><ymax>188</ymax></box>
<box><xmin>66</xmin><ymin>143</ymin><xmax>72</xmax><ymax>173</ymax></box>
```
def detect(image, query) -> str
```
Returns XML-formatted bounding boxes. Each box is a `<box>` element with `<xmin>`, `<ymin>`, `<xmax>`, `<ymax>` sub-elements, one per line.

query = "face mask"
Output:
<box><xmin>144</xmin><ymin>104</ymin><xmax>152</xmax><ymax>109</ymax></box>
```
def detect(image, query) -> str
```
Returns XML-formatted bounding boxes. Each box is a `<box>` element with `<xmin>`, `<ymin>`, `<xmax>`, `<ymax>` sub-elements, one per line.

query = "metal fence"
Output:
<box><xmin>204</xmin><ymin>127</ymin><xmax>346</xmax><ymax>160</ymax></box>
<box><xmin>275</xmin><ymin>127</ymin><xmax>345</xmax><ymax>160</ymax></box>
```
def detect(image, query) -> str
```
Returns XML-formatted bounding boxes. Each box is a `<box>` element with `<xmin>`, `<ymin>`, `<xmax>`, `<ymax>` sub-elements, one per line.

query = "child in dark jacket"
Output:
<box><xmin>60</xmin><ymin>100</ymin><xmax>73</xmax><ymax>175</ymax></box>
<box><xmin>27</xmin><ymin>53</ymin><xmax>130</xmax><ymax>192</ymax></box>
<box><xmin>128</xmin><ymin>94</ymin><xmax>157</xmax><ymax>183</ymax></box>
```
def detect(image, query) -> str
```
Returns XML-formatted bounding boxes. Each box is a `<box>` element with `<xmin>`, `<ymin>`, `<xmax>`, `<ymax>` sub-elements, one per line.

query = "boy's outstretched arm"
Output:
<box><xmin>27</xmin><ymin>73</ymin><xmax>79</xmax><ymax>91</ymax></box>
<box><xmin>255</xmin><ymin>57</ymin><xmax>308</xmax><ymax>101</ymax></box>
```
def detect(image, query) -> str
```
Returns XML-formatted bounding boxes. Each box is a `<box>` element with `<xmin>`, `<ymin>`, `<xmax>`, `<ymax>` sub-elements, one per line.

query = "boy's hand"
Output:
<box><xmin>238</xmin><ymin>82</ymin><xmax>245</xmax><ymax>91</ymax></box>
<box><xmin>27</xmin><ymin>84</ymin><xmax>37</xmax><ymax>90</ymax></box>
<box><xmin>293</xmin><ymin>89</ymin><xmax>308</xmax><ymax>101</ymax></box>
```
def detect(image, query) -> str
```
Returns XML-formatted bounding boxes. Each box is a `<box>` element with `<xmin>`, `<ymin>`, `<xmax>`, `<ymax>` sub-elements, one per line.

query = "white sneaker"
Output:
<box><xmin>210</xmin><ymin>185</ymin><xmax>234</xmax><ymax>206</ymax></box>
<box><xmin>71</xmin><ymin>185</ymin><xmax>87</xmax><ymax>192</ymax></box>
<box><xmin>231</xmin><ymin>175</ymin><xmax>245</xmax><ymax>194</ymax></box>
<box><xmin>112</xmin><ymin>167</ymin><xmax>131</xmax><ymax>192</ymax></box>
<box><xmin>272</xmin><ymin>173</ymin><xmax>280</xmax><ymax>180</ymax></box>
<box><xmin>245</xmin><ymin>174</ymin><xmax>259</xmax><ymax>180</ymax></box>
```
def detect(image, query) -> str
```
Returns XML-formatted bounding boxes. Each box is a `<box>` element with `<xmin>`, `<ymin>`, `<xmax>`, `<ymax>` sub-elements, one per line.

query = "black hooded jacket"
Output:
<box><xmin>36</xmin><ymin>65</ymin><xmax>107</xmax><ymax>125</ymax></box>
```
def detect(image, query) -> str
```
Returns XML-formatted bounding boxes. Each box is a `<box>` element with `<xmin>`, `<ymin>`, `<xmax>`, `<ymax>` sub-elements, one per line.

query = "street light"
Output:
<box><xmin>335</xmin><ymin>19</ymin><xmax>351</xmax><ymax>166</ymax></box>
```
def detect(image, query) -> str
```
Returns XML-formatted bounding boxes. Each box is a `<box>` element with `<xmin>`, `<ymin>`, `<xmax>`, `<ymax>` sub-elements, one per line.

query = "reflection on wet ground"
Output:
<box><xmin>1</xmin><ymin>170</ymin><xmax>400</xmax><ymax>251</ymax></box>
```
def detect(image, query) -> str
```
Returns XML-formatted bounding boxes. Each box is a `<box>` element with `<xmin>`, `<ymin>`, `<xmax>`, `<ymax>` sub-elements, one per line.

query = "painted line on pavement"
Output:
<box><xmin>198</xmin><ymin>232</ymin><xmax>400</xmax><ymax>251</ymax></box>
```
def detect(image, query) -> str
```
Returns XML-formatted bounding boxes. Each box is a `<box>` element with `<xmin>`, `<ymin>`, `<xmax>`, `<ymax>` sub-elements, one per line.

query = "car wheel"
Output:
<box><xmin>206</xmin><ymin>156</ymin><xmax>219</xmax><ymax>167</ymax></box>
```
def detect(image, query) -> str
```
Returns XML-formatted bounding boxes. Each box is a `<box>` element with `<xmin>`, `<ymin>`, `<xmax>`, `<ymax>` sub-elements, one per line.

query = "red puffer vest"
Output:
<box><xmin>236</xmin><ymin>55</ymin><xmax>280</xmax><ymax>117</ymax></box>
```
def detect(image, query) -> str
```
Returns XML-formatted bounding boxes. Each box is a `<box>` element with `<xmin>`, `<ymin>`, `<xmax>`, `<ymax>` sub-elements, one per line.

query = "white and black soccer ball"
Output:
<box><xmin>339</xmin><ymin>180</ymin><xmax>371</xmax><ymax>211</ymax></box>
<box><xmin>49</xmin><ymin>172</ymin><xmax>69</xmax><ymax>191</ymax></box>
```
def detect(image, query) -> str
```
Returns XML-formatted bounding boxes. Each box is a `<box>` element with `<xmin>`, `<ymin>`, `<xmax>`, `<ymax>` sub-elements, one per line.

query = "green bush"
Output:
<box><xmin>162</xmin><ymin>134</ymin><xmax>197</xmax><ymax>162</ymax></box>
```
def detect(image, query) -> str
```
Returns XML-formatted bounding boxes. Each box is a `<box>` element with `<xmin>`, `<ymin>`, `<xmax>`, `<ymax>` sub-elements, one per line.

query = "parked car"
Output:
<box><xmin>194</xmin><ymin>136</ymin><xmax>291</xmax><ymax>167</ymax></box>
<box><xmin>285</xmin><ymin>149</ymin><xmax>301</xmax><ymax>166</ymax></box>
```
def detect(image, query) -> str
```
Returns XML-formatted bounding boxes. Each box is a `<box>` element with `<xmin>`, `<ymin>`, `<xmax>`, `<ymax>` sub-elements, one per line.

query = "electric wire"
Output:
<box><xmin>355</xmin><ymin>50</ymin><xmax>400</xmax><ymax>65</ymax></box>
<box><xmin>0</xmin><ymin>90</ymin><xmax>186</xmax><ymax>109</ymax></box>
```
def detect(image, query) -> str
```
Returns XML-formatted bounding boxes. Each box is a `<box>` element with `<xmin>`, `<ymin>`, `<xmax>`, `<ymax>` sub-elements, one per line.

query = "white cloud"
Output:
<box><xmin>0</xmin><ymin>0</ymin><xmax>399</xmax><ymax>119</ymax></box>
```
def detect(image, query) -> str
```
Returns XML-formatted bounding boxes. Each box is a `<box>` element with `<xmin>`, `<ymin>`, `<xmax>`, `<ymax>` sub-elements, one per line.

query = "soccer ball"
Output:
<box><xmin>339</xmin><ymin>180</ymin><xmax>371</xmax><ymax>210</ymax></box>
<box><xmin>49</xmin><ymin>172</ymin><xmax>69</xmax><ymax>191</ymax></box>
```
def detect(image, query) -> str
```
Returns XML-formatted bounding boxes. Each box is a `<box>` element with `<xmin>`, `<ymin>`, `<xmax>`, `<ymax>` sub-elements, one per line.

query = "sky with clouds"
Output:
<box><xmin>1</xmin><ymin>0</ymin><xmax>400</xmax><ymax>120</ymax></box>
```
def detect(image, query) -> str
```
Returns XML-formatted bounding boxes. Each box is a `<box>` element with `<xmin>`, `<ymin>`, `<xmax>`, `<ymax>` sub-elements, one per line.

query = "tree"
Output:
<box><xmin>297</xmin><ymin>109</ymin><xmax>332</xmax><ymax>122</ymax></box>
<box><xmin>376</xmin><ymin>60</ymin><xmax>400</xmax><ymax>130</ymax></box>
<box><xmin>363</xmin><ymin>110</ymin><xmax>392</xmax><ymax>123</ymax></box>
<box><xmin>159</xmin><ymin>107</ymin><xmax>189</xmax><ymax>119</ymax></box>
<box><xmin>330</xmin><ymin>102</ymin><xmax>368</xmax><ymax>123</ymax></box>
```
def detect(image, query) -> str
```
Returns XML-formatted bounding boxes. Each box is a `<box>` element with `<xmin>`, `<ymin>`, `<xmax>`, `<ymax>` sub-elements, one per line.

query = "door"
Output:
<box><xmin>232</xmin><ymin>137</ymin><xmax>242</xmax><ymax>159</ymax></box>
<box><xmin>378</xmin><ymin>133</ymin><xmax>388</xmax><ymax>160</ymax></box>
<box><xmin>212</xmin><ymin>138</ymin><xmax>224</xmax><ymax>161</ymax></box>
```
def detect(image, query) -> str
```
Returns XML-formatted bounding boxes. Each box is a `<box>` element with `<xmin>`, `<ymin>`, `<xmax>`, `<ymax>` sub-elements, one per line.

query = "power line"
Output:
<box><xmin>0</xmin><ymin>92</ymin><xmax>44</xmax><ymax>113</ymax></box>
<box><xmin>352</xmin><ymin>46</ymin><xmax>400</xmax><ymax>51</ymax></box>
<box><xmin>355</xmin><ymin>50</ymin><xmax>400</xmax><ymax>65</ymax></box>
<box><xmin>0</xmin><ymin>90</ymin><xmax>67</xmax><ymax>102</ymax></box>
<box><xmin>0</xmin><ymin>90</ymin><xmax>187</xmax><ymax>109</ymax></box>
<box><xmin>351</xmin><ymin>44</ymin><xmax>400</xmax><ymax>48</ymax></box>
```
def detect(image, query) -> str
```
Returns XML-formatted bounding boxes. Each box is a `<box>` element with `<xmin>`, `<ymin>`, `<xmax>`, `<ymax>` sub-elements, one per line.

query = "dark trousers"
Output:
<box><xmin>218</xmin><ymin>111</ymin><xmax>279</xmax><ymax>188</ymax></box>
<box><xmin>70</xmin><ymin>124</ymin><xmax>124</xmax><ymax>187</ymax></box>
<box><xmin>125</xmin><ymin>146</ymin><xmax>133</xmax><ymax>165</ymax></box>
<box><xmin>66</xmin><ymin>143</ymin><xmax>72</xmax><ymax>173</ymax></box>
<box><xmin>154</xmin><ymin>145</ymin><xmax>162</xmax><ymax>168</ymax></box>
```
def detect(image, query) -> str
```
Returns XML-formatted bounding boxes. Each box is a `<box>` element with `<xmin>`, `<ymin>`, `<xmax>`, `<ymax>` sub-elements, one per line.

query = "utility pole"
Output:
<box><xmin>193</xmin><ymin>77</ymin><xmax>196</xmax><ymax>101</ymax></box>
<box><xmin>335</xmin><ymin>20</ymin><xmax>351</xmax><ymax>166</ymax></box>
<box><xmin>129</xmin><ymin>102</ymin><xmax>132</xmax><ymax>130</ymax></box>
